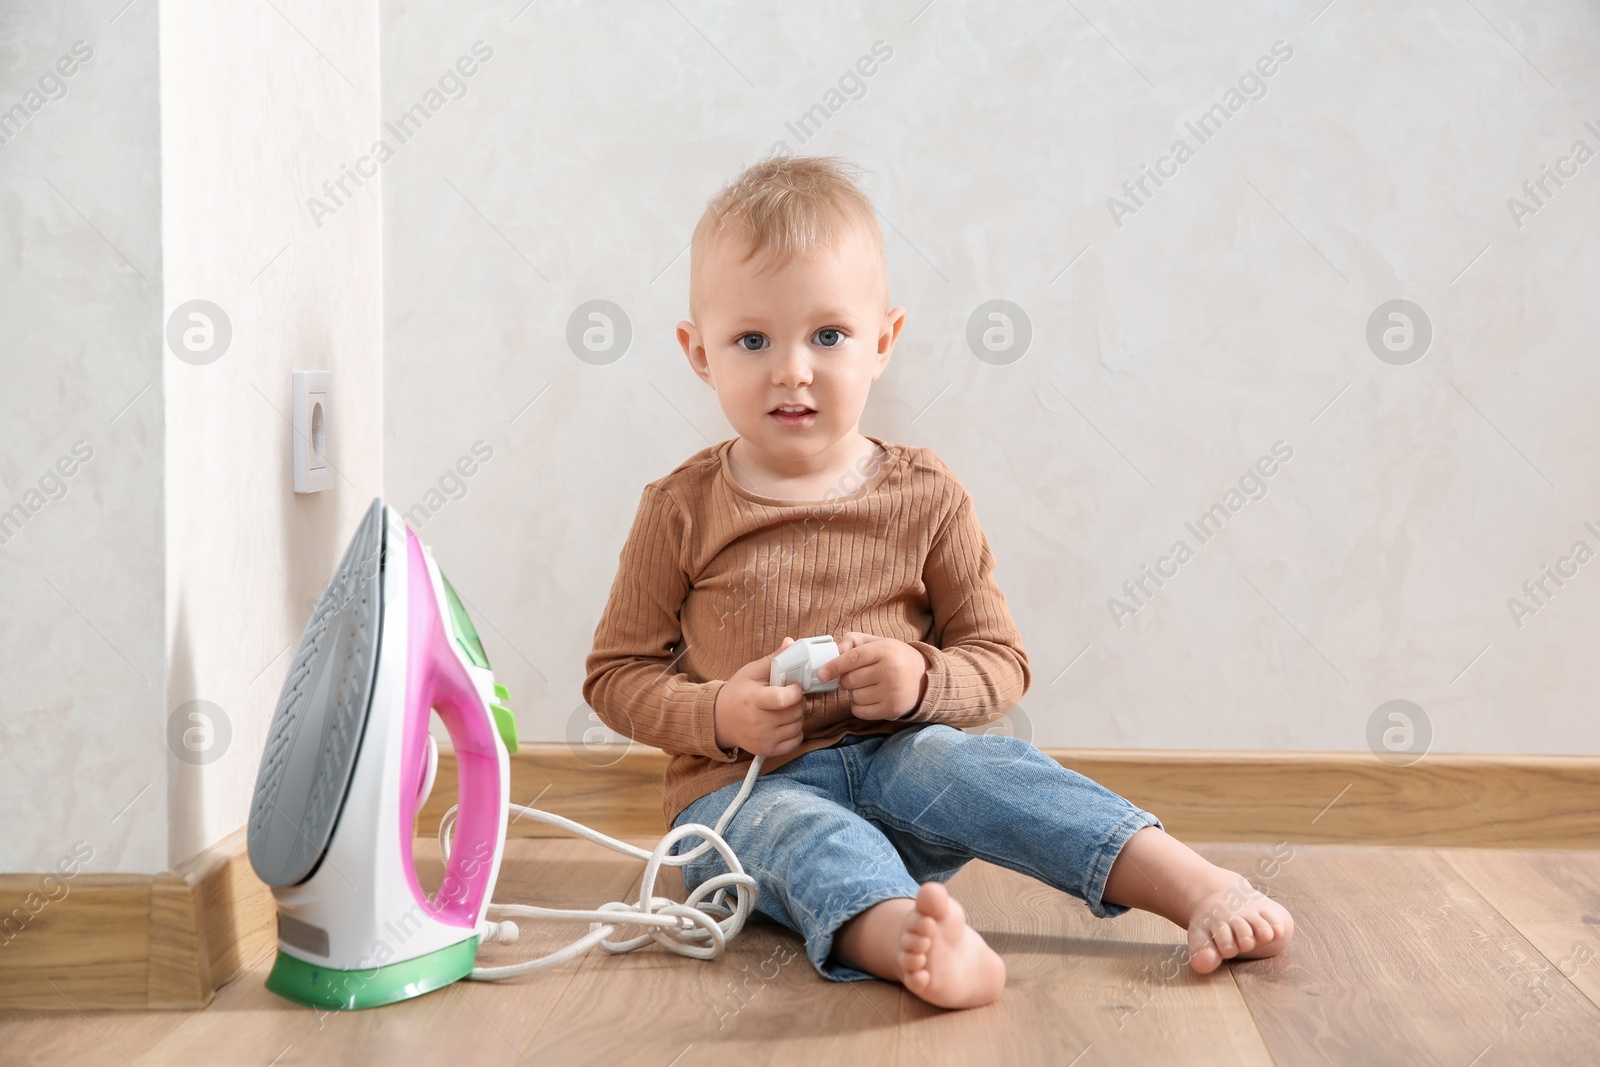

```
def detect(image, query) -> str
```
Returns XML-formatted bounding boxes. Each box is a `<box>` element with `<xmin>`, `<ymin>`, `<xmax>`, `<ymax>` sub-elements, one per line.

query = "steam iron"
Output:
<box><xmin>249</xmin><ymin>497</ymin><xmax>768</xmax><ymax>1011</ymax></box>
<box><xmin>247</xmin><ymin>497</ymin><xmax>518</xmax><ymax>1010</ymax></box>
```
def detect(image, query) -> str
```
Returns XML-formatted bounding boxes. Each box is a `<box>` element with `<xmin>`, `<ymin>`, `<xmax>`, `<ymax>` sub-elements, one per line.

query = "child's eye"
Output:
<box><xmin>736</xmin><ymin>333</ymin><xmax>768</xmax><ymax>351</ymax></box>
<box><xmin>813</xmin><ymin>327</ymin><xmax>845</xmax><ymax>348</ymax></box>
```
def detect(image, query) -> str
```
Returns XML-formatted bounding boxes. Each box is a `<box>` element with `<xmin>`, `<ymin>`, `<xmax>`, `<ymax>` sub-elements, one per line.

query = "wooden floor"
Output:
<box><xmin>4</xmin><ymin>839</ymin><xmax>1599</xmax><ymax>1065</ymax></box>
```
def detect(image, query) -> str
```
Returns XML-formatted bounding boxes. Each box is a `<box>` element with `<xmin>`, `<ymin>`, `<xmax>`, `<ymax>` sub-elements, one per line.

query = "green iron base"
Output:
<box><xmin>264</xmin><ymin>936</ymin><xmax>480</xmax><ymax>1010</ymax></box>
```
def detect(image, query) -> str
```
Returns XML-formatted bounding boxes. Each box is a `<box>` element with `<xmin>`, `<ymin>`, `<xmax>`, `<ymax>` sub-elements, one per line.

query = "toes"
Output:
<box><xmin>917</xmin><ymin>881</ymin><xmax>952</xmax><ymax>922</ymax></box>
<box><xmin>1208</xmin><ymin>916</ymin><xmax>1238</xmax><ymax>958</ymax></box>
<box><xmin>1187</xmin><ymin>927</ymin><xmax>1218</xmax><ymax>971</ymax></box>
<box><xmin>1256</xmin><ymin>902</ymin><xmax>1288</xmax><ymax>939</ymax></box>
<box><xmin>1247</xmin><ymin>913</ymin><xmax>1275</xmax><ymax>946</ymax></box>
<box><xmin>1229</xmin><ymin>915</ymin><xmax>1256</xmax><ymax>953</ymax></box>
<box><xmin>1189</xmin><ymin>943</ymin><xmax>1222</xmax><ymax>974</ymax></box>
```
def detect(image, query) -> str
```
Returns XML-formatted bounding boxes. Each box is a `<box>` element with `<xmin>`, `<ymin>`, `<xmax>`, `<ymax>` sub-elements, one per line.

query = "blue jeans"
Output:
<box><xmin>669</xmin><ymin>723</ymin><xmax>1162</xmax><ymax>982</ymax></box>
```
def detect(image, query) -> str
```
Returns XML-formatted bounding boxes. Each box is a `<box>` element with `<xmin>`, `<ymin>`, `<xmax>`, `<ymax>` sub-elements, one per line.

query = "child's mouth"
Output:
<box><xmin>769</xmin><ymin>405</ymin><xmax>816</xmax><ymax>427</ymax></box>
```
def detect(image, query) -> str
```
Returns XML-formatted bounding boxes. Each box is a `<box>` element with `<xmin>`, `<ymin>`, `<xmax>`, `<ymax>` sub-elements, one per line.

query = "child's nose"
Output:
<box><xmin>773</xmin><ymin>346</ymin><xmax>813</xmax><ymax>386</ymax></box>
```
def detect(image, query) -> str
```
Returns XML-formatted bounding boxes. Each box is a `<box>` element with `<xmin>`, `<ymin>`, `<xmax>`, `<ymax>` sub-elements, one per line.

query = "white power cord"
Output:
<box><xmin>438</xmin><ymin>755</ymin><xmax>766</xmax><ymax>980</ymax></box>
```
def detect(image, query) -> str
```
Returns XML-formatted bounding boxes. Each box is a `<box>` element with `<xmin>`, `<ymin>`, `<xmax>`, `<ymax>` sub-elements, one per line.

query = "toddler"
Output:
<box><xmin>583</xmin><ymin>155</ymin><xmax>1292</xmax><ymax>1009</ymax></box>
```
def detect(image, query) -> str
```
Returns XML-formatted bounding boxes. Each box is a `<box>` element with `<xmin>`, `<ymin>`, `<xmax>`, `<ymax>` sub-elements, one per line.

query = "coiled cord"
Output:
<box><xmin>437</xmin><ymin>754</ymin><xmax>765</xmax><ymax>980</ymax></box>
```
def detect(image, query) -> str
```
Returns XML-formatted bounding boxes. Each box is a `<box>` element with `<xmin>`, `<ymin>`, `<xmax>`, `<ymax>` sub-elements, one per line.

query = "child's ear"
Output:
<box><xmin>873</xmin><ymin>306</ymin><xmax>906</xmax><ymax>380</ymax></box>
<box><xmin>678</xmin><ymin>320</ymin><xmax>714</xmax><ymax>387</ymax></box>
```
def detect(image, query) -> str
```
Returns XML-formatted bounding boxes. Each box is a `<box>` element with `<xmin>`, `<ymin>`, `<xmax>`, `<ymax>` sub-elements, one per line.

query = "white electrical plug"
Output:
<box><xmin>770</xmin><ymin>635</ymin><xmax>841</xmax><ymax>694</ymax></box>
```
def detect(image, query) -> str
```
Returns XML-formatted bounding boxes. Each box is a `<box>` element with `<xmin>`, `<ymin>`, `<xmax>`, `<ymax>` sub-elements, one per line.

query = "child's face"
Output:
<box><xmin>678</xmin><ymin>225</ymin><xmax>906</xmax><ymax>467</ymax></box>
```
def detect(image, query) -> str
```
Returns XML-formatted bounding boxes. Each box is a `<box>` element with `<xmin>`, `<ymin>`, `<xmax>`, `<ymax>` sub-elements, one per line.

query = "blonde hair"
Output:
<box><xmin>688</xmin><ymin>154</ymin><xmax>885</xmax><ymax>318</ymax></box>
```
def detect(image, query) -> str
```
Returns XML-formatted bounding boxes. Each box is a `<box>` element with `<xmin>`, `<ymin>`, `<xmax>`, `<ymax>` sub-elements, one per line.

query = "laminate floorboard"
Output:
<box><xmin>1206</xmin><ymin>844</ymin><xmax>1600</xmax><ymax>1066</ymax></box>
<box><xmin>4</xmin><ymin>841</ymin><xmax>1598</xmax><ymax>1065</ymax></box>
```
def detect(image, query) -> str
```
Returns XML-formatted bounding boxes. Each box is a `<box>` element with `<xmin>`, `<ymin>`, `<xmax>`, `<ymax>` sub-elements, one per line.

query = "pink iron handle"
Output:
<box><xmin>398</xmin><ymin>527</ymin><xmax>504</xmax><ymax>927</ymax></box>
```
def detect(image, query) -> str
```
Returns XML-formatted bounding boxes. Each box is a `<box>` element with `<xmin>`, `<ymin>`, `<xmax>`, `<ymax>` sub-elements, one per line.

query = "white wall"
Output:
<box><xmin>383</xmin><ymin>0</ymin><xmax>1600</xmax><ymax>762</ymax></box>
<box><xmin>0</xmin><ymin>1</ymin><xmax>167</xmax><ymax>874</ymax></box>
<box><xmin>160</xmin><ymin>0</ymin><xmax>383</xmax><ymax>870</ymax></box>
<box><xmin>4</xmin><ymin>0</ymin><xmax>1595</xmax><ymax>876</ymax></box>
<box><xmin>0</xmin><ymin>0</ymin><xmax>383</xmax><ymax>875</ymax></box>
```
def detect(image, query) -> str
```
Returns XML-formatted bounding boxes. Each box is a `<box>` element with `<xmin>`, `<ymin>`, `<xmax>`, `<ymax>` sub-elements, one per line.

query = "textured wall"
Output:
<box><xmin>0</xmin><ymin>1</ymin><xmax>166</xmax><ymax>874</ymax></box>
<box><xmin>383</xmin><ymin>1</ymin><xmax>1600</xmax><ymax>763</ymax></box>
<box><xmin>0</xmin><ymin>0</ymin><xmax>383</xmax><ymax>875</ymax></box>
<box><xmin>5</xmin><ymin>1</ymin><xmax>1593</xmax><ymax>876</ymax></box>
<box><xmin>159</xmin><ymin>0</ymin><xmax>383</xmax><ymax>870</ymax></box>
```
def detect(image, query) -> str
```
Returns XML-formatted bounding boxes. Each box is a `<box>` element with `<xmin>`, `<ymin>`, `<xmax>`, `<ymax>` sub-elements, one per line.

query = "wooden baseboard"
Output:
<box><xmin>0</xmin><ymin>827</ymin><xmax>276</xmax><ymax>1011</ymax></box>
<box><xmin>5</xmin><ymin>743</ymin><xmax>1595</xmax><ymax>1010</ymax></box>
<box><xmin>424</xmin><ymin>743</ymin><xmax>1600</xmax><ymax>851</ymax></box>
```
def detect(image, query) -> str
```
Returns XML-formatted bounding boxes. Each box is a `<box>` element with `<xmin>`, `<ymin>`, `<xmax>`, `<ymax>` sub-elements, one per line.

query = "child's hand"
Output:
<box><xmin>712</xmin><ymin>637</ymin><xmax>805</xmax><ymax>756</ymax></box>
<box><xmin>818</xmin><ymin>631</ymin><xmax>929</xmax><ymax>721</ymax></box>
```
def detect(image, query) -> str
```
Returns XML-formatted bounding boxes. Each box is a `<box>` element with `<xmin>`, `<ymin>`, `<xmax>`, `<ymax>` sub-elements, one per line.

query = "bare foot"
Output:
<box><xmin>897</xmin><ymin>883</ymin><xmax>1007</xmax><ymax>1008</ymax></box>
<box><xmin>1102</xmin><ymin>827</ymin><xmax>1296</xmax><ymax>976</ymax></box>
<box><xmin>1184</xmin><ymin>873</ymin><xmax>1295</xmax><ymax>975</ymax></box>
<box><xmin>830</xmin><ymin>883</ymin><xmax>1006</xmax><ymax>1008</ymax></box>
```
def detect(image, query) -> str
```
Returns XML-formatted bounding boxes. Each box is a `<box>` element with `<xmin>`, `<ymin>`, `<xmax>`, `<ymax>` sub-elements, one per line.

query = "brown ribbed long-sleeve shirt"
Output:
<box><xmin>582</xmin><ymin>435</ymin><xmax>1031</xmax><ymax>827</ymax></box>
